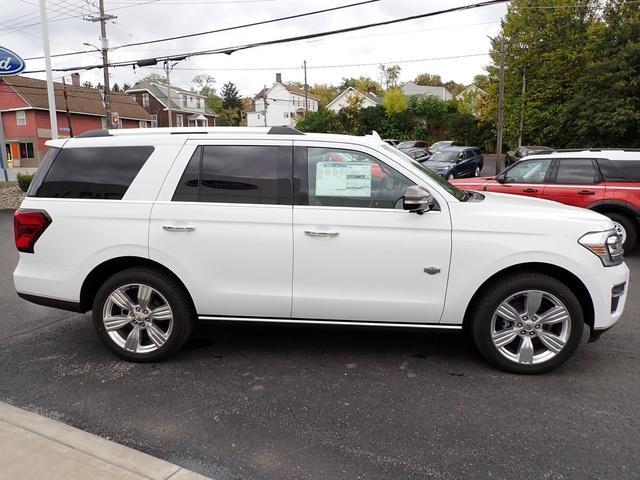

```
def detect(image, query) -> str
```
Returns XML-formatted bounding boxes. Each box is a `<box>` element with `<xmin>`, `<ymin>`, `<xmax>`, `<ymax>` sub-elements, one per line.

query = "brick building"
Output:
<box><xmin>0</xmin><ymin>75</ymin><xmax>152</xmax><ymax>167</ymax></box>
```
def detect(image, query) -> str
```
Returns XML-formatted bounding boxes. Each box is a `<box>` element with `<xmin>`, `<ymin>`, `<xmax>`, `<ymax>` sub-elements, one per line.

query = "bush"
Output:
<box><xmin>17</xmin><ymin>173</ymin><xmax>34</xmax><ymax>192</ymax></box>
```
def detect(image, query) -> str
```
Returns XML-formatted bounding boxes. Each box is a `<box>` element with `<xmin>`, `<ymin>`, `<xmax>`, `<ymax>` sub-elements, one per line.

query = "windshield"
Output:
<box><xmin>397</xmin><ymin>141</ymin><xmax>415</xmax><ymax>149</ymax></box>
<box><xmin>427</xmin><ymin>150</ymin><xmax>459</xmax><ymax>163</ymax></box>
<box><xmin>430</xmin><ymin>141</ymin><xmax>451</xmax><ymax>151</ymax></box>
<box><xmin>380</xmin><ymin>144</ymin><xmax>467</xmax><ymax>201</ymax></box>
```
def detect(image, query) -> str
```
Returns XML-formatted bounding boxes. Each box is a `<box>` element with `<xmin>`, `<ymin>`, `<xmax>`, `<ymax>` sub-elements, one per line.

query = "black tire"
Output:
<box><xmin>605</xmin><ymin>212</ymin><xmax>637</xmax><ymax>251</ymax></box>
<box><xmin>92</xmin><ymin>267</ymin><xmax>195</xmax><ymax>362</ymax></box>
<box><xmin>470</xmin><ymin>272</ymin><xmax>584</xmax><ymax>374</ymax></box>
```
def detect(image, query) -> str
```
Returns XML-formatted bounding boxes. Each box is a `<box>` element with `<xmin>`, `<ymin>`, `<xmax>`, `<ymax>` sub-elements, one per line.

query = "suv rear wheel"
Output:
<box><xmin>604</xmin><ymin>212</ymin><xmax>637</xmax><ymax>251</ymax></box>
<box><xmin>92</xmin><ymin>267</ymin><xmax>194</xmax><ymax>362</ymax></box>
<box><xmin>471</xmin><ymin>273</ymin><xmax>583</xmax><ymax>374</ymax></box>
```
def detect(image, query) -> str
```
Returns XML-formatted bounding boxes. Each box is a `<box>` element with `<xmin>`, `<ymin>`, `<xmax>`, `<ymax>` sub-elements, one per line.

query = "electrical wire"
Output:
<box><xmin>22</xmin><ymin>0</ymin><xmax>509</xmax><ymax>73</ymax></box>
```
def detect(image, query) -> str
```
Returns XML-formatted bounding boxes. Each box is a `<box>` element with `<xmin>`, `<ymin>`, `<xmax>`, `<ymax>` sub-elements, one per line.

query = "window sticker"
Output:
<box><xmin>315</xmin><ymin>161</ymin><xmax>372</xmax><ymax>197</ymax></box>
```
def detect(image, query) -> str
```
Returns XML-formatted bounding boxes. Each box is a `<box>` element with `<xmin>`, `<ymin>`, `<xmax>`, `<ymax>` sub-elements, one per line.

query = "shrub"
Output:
<box><xmin>17</xmin><ymin>173</ymin><xmax>34</xmax><ymax>192</ymax></box>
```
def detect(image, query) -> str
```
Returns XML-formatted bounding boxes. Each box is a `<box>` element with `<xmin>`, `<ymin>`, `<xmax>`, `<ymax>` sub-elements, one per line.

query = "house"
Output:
<box><xmin>126</xmin><ymin>82</ymin><xmax>217</xmax><ymax>128</ymax></box>
<box><xmin>246</xmin><ymin>73</ymin><xmax>319</xmax><ymax>127</ymax></box>
<box><xmin>455</xmin><ymin>84</ymin><xmax>487</xmax><ymax>116</ymax></box>
<box><xmin>325</xmin><ymin>87</ymin><xmax>382</xmax><ymax>112</ymax></box>
<box><xmin>0</xmin><ymin>74</ymin><xmax>152</xmax><ymax>167</ymax></box>
<box><xmin>401</xmin><ymin>81</ymin><xmax>453</xmax><ymax>101</ymax></box>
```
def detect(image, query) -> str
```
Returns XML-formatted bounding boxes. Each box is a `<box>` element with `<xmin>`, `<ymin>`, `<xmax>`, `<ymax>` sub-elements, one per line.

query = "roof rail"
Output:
<box><xmin>554</xmin><ymin>148</ymin><xmax>640</xmax><ymax>153</ymax></box>
<box><xmin>76</xmin><ymin>129</ymin><xmax>112</xmax><ymax>138</ymax></box>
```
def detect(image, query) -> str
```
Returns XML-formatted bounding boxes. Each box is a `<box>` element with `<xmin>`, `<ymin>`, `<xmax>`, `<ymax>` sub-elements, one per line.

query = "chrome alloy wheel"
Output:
<box><xmin>102</xmin><ymin>283</ymin><xmax>174</xmax><ymax>354</ymax></box>
<box><xmin>490</xmin><ymin>290</ymin><xmax>571</xmax><ymax>365</ymax></box>
<box><xmin>613</xmin><ymin>222</ymin><xmax>627</xmax><ymax>244</ymax></box>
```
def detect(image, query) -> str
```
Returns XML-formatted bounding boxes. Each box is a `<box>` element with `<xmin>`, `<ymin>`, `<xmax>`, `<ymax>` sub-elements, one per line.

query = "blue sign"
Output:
<box><xmin>0</xmin><ymin>47</ymin><xmax>25</xmax><ymax>76</ymax></box>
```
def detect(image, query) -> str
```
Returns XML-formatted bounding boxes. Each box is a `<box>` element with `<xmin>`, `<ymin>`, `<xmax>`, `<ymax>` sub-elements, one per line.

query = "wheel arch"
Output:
<box><xmin>463</xmin><ymin>262</ymin><xmax>595</xmax><ymax>331</ymax></box>
<box><xmin>589</xmin><ymin>201</ymin><xmax>640</xmax><ymax>225</ymax></box>
<box><xmin>79</xmin><ymin>256</ymin><xmax>196</xmax><ymax>314</ymax></box>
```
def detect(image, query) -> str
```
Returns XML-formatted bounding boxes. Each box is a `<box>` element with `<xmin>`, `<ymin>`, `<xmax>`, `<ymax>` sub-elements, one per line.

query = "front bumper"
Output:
<box><xmin>582</xmin><ymin>261</ymin><xmax>630</xmax><ymax>335</ymax></box>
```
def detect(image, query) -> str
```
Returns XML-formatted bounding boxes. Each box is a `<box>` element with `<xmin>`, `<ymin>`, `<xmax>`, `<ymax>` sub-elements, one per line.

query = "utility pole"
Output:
<box><xmin>303</xmin><ymin>59</ymin><xmax>308</xmax><ymax>115</ymax></box>
<box><xmin>88</xmin><ymin>0</ymin><xmax>116</xmax><ymax>129</ymax></box>
<box><xmin>164</xmin><ymin>61</ymin><xmax>173</xmax><ymax>127</ymax></box>
<box><xmin>62</xmin><ymin>77</ymin><xmax>74</xmax><ymax>137</ymax></box>
<box><xmin>518</xmin><ymin>69</ymin><xmax>526</xmax><ymax>148</ymax></box>
<box><xmin>495</xmin><ymin>35</ymin><xmax>505</xmax><ymax>175</ymax></box>
<box><xmin>263</xmin><ymin>86</ymin><xmax>268</xmax><ymax>127</ymax></box>
<box><xmin>39</xmin><ymin>0</ymin><xmax>58</xmax><ymax>141</ymax></box>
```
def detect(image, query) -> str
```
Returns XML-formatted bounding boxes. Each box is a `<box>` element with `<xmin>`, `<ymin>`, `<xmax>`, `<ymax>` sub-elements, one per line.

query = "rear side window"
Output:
<box><xmin>172</xmin><ymin>145</ymin><xmax>292</xmax><ymax>204</ymax></box>
<box><xmin>555</xmin><ymin>159</ymin><xmax>599</xmax><ymax>184</ymax></box>
<box><xmin>32</xmin><ymin>146</ymin><xmax>154</xmax><ymax>199</ymax></box>
<box><xmin>609</xmin><ymin>160</ymin><xmax>640</xmax><ymax>182</ymax></box>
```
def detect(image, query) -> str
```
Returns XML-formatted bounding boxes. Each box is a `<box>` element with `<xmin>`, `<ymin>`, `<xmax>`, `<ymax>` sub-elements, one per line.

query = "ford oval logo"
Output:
<box><xmin>0</xmin><ymin>46</ymin><xmax>25</xmax><ymax>76</ymax></box>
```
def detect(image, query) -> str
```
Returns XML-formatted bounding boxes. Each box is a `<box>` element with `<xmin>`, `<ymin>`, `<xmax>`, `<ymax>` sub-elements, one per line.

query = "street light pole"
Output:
<box><xmin>39</xmin><ymin>0</ymin><xmax>58</xmax><ymax>141</ymax></box>
<box><xmin>495</xmin><ymin>35</ymin><xmax>506</xmax><ymax>175</ymax></box>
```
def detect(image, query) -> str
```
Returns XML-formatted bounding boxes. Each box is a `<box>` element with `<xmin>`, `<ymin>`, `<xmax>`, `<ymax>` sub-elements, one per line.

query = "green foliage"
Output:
<box><xmin>296</xmin><ymin>108</ymin><xmax>337</xmax><ymax>133</ymax></box>
<box><xmin>485</xmin><ymin>0</ymin><xmax>640</xmax><ymax>149</ymax></box>
<box><xmin>414</xmin><ymin>73</ymin><xmax>442</xmax><ymax>87</ymax></box>
<box><xmin>310</xmin><ymin>84</ymin><xmax>340</xmax><ymax>108</ymax></box>
<box><xmin>17</xmin><ymin>173</ymin><xmax>33</xmax><ymax>192</ymax></box>
<box><xmin>379</xmin><ymin>64</ymin><xmax>401</xmax><ymax>89</ymax></box>
<box><xmin>192</xmin><ymin>74</ymin><xmax>217</xmax><ymax>98</ymax></box>
<box><xmin>221</xmin><ymin>82</ymin><xmax>242</xmax><ymax>110</ymax></box>
<box><xmin>138</xmin><ymin>74</ymin><xmax>166</xmax><ymax>85</ymax></box>
<box><xmin>339</xmin><ymin>76</ymin><xmax>381</xmax><ymax>95</ymax></box>
<box><xmin>383</xmin><ymin>88</ymin><xmax>408</xmax><ymax>115</ymax></box>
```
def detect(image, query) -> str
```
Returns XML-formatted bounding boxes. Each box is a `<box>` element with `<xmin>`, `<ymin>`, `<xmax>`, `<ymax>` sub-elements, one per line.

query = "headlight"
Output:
<box><xmin>578</xmin><ymin>230</ymin><xmax>624</xmax><ymax>266</ymax></box>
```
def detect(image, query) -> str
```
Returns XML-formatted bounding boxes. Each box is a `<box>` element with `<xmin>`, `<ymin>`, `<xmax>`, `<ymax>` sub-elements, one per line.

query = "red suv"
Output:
<box><xmin>452</xmin><ymin>150</ymin><xmax>640</xmax><ymax>249</ymax></box>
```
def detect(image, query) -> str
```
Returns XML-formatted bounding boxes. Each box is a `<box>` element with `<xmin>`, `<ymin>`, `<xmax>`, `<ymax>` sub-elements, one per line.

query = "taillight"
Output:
<box><xmin>14</xmin><ymin>209</ymin><xmax>51</xmax><ymax>253</ymax></box>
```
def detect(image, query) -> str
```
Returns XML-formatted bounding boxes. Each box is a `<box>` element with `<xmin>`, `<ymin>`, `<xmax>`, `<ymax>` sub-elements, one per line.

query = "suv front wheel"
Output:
<box><xmin>92</xmin><ymin>267</ymin><xmax>194</xmax><ymax>362</ymax></box>
<box><xmin>471</xmin><ymin>273</ymin><xmax>583</xmax><ymax>374</ymax></box>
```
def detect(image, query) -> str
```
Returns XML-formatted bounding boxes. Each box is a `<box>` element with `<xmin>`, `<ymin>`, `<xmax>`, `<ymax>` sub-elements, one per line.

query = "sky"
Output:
<box><xmin>0</xmin><ymin>0</ymin><xmax>508</xmax><ymax>98</ymax></box>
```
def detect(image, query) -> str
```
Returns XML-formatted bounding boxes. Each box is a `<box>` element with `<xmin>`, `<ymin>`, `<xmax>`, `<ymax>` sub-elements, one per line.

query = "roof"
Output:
<box><xmin>254</xmin><ymin>82</ymin><xmax>319</xmax><ymax>101</ymax></box>
<box><xmin>401</xmin><ymin>81</ymin><xmax>452</xmax><ymax>98</ymax></box>
<box><xmin>1</xmin><ymin>76</ymin><xmax>152</xmax><ymax>121</ymax></box>
<box><xmin>127</xmin><ymin>82</ymin><xmax>217</xmax><ymax>116</ymax></box>
<box><xmin>455</xmin><ymin>84</ymin><xmax>488</xmax><ymax>99</ymax></box>
<box><xmin>326</xmin><ymin>87</ymin><xmax>382</xmax><ymax>110</ymax></box>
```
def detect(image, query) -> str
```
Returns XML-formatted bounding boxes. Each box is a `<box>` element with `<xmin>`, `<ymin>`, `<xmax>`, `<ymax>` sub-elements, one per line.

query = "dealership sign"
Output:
<box><xmin>0</xmin><ymin>47</ymin><xmax>25</xmax><ymax>76</ymax></box>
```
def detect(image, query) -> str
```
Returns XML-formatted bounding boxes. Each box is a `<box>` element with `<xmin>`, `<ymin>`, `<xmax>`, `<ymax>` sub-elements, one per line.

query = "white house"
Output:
<box><xmin>401</xmin><ymin>81</ymin><xmax>453</xmax><ymax>101</ymax></box>
<box><xmin>325</xmin><ymin>87</ymin><xmax>382</xmax><ymax>112</ymax></box>
<box><xmin>455</xmin><ymin>83</ymin><xmax>487</xmax><ymax>100</ymax></box>
<box><xmin>246</xmin><ymin>74</ymin><xmax>319</xmax><ymax>127</ymax></box>
<box><xmin>455</xmin><ymin>84</ymin><xmax>487</xmax><ymax>117</ymax></box>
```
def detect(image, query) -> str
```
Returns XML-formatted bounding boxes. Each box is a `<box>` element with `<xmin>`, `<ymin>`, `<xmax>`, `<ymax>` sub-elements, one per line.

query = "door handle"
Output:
<box><xmin>578</xmin><ymin>190</ymin><xmax>596</xmax><ymax>195</ymax></box>
<box><xmin>305</xmin><ymin>230</ymin><xmax>339</xmax><ymax>238</ymax></box>
<box><xmin>522</xmin><ymin>188</ymin><xmax>538</xmax><ymax>193</ymax></box>
<box><xmin>163</xmin><ymin>225</ymin><xmax>196</xmax><ymax>232</ymax></box>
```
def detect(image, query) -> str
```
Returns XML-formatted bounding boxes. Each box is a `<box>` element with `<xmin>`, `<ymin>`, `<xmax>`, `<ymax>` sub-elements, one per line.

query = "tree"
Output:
<box><xmin>221</xmin><ymin>81</ymin><xmax>242</xmax><ymax>109</ymax></box>
<box><xmin>310</xmin><ymin>83</ymin><xmax>340</xmax><ymax>107</ymax></box>
<box><xmin>378</xmin><ymin>64</ymin><xmax>401</xmax><ymax>90</ymax></box>
<box><xmin>138</xmin><ymin>73</ymin><xmax>166</xmax><ymax>85</ymax></box>
<box><xmin>383</xmin><ymin>87</ymin><xmax>408</xmax><ymax>115</ymax></box>
<box><xmin>414</xmin><ymin>73</ymin><xmax>443</xmax><ymax>86</ymax></box>
<box><xmin>339</xmin><ymin>76</ymin><xmax>381</xmax><ymax>95</ymax></box>
<box><xmin>111</xmin><ymin>83</ymin><xmax>120</xmax><ymax>92</ymax></box>
<box><xmin>82</xmin><ymin>81</ymin><xmax>93</xmax><ymax>88</ymax></box>
<box><xmin>296</xmin><ymin>108</ymin><xmax>337</xmax><ymax>133</ymax></box>
<box><xmin>122</xmin><ymin>83</ymin><xmax>132</xmax><ymax>91</ymax></box>
<box><xmin>192</xmin><ymin>74</ymin><xmax>216</xmax><ymax>97</ymax></box>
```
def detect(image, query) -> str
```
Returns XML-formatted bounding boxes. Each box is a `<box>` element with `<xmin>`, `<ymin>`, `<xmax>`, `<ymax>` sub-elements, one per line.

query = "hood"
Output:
<box><xmin>423</xmin><ymin>161</ymin><xmax>455</xmax><ymax>170</ymax></box>
<box><xmin>468</xmin><ymin>191</ymin><xmax>613</xmax><ymax>232</ymax></box>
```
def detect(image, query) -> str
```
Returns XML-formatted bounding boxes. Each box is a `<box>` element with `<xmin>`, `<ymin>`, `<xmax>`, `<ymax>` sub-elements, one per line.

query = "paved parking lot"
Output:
<box><xmin>1</xmin><ymin>209</ymin><xmax>639</xmax><ymax>480</ymax></box>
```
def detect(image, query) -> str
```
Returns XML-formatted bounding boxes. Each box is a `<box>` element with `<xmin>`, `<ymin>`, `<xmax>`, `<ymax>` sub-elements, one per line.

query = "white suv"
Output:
<box><xmin>13</xmin><ymin>127</ymin><xmax>629</xmax><ymax>373</ymax></box>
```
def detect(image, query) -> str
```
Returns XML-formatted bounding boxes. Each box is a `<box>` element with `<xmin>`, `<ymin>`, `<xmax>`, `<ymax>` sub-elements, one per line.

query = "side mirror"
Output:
<box><xmin>496</xmin><ymin>173</ymin><xmax>506</xmax><ymax>184</ymax></box>
<box><xmin>403</xmin><ymin>185</ymin><xmax>433</xmax><ymax>214</ymax></box>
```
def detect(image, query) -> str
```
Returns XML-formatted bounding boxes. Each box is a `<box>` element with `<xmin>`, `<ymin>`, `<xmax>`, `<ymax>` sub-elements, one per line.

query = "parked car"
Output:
<box><xmin>14</xmin><ymin>127</ymin><xmax>628</xmax><ymax>373</ymax></box>
<box><xmin>397</xmin><ymin>140</ymin><xmax>430</xmax><ymax>150</ymax></box>
<box><xmin>429</xmin><ymin>140</ymin><xmax>454</xmax><ymax>154</ymax></box>
<box><xmin>451</xmin><ymin>149</ymin><xmax>640</xmax><ymax>249</ymax></box>
<box><xmin>423</xmin><ymin>146</ymin><xmax>484</xmax><ymax>179</ymax></box>
<box><xmin>399</xmin><ymin>147</ymin><xmax>431</xmax><ymax>162</ymax></box>
<box><xmin>505</xmin><ymin>145</ymin><xmax>553</xmax><ymax>167</ymax></box>
<box><xmin>383</xmin><ymin>139</ymin><xmax>400</xmax><ymax>146</ymax></box>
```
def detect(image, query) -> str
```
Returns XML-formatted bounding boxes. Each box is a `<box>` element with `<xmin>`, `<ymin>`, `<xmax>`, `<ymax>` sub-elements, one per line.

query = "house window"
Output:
<box><xmin>18</xmin><ymin>142</ymin><xmax>34</xmax><ymax>158</ymax></box>
<box><xmin>142</xmin><ymin>93</ymin><xmax>149</xmax><ymax>108</ymax></box>
<box><xmin>182</xmin><ymin>95</ymin><xmax>187</xmax><ymax>108</ymax></box>
<box><xmin>16</xmin><ymin>110</ymin><xmax>26</xmax><ymax>126</ymax></box>
<box><xmin>176</xmin><ymin>114</ymin><xmax>183</xmax><ymax>127</ymax></box>
<box><xmin>284</xmin><ymin>112</ymin><xmax>289</xmax><ymax>118</ymax></box>
<box><xmin>151</xmin><ymin>114</ymin><xmax>158</xmax><ymax>128</ymax></box>
<box><xmin>101</xmin><ymin>117</ymin><xmax>107</xmax><ymax>129</ymax></box>
<box><xmin>196</xmin><ymin>98</ymin><xmax>201</xmax><ymax>109</ymax></box>
<box><xmin>257</xmin><ymin>114</ymin><xmax>261</xmax><ymax>119</ymax></box>
<box><xmin>139</xmin><ymin>121</ymin><xmax>147</xmax><ymax>128</ymax></box>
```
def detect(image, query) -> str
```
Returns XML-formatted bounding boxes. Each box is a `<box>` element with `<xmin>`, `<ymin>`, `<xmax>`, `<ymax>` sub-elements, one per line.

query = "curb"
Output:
<box><xmin>0</xmin><ymin>401</ymin><xmax>211</xmax><ymax>480</ymax></box>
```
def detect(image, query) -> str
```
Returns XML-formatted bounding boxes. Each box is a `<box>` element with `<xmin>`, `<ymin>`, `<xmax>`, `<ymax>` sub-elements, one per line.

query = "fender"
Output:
<box><xmin>587</xmin><ymin>199</ymin><xmax>640</xmax><ymax>218</ymax></box>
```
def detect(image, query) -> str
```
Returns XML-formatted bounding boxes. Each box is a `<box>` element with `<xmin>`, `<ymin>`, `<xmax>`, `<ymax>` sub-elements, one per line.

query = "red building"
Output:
<box><xmin>0</xmin><ymin>75</ymin><xmax>152</xmax><ymax>167</ymax></box>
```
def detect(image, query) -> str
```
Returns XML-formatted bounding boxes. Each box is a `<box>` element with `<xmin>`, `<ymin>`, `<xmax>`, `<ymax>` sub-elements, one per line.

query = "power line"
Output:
<box><xmin>24</xmin><ymin>0</ymin><xmax>381</xmax><ymax>60</ymax></box>
<box><xmin>23</xmin><ymin>0</ymin><xmax>509</xmax><ymax>73</ymax></box>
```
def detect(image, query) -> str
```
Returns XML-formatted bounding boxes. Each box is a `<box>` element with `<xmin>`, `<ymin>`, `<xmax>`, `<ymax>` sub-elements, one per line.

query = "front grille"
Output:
<box><xmin>611</xmin><ymin>283</ymin><xmax>626</xmax><ymax>313</ymax></box>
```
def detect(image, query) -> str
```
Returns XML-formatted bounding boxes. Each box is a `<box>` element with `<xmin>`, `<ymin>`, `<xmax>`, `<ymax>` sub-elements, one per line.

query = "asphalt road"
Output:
<box><xmin>1</xmin><ymin>209</ymin><xmax>639</xmax><ymax>480</ymax></box>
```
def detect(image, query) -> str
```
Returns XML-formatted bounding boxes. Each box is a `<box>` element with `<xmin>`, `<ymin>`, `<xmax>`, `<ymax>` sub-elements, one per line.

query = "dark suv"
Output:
<box><xmin>422</xmin><ymin>146</ymin><xmax>484</xmax><ymax>180</ymax></box>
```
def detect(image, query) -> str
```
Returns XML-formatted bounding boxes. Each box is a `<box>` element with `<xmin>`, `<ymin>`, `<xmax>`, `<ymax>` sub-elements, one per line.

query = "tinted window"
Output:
<box><xmin>555</xmin><ymin>159</ymin><xmax>598</xmax><ymax>184</ymax></box>
<box><xmin>26</xmin><ymin>147</ymin><xmax>59</xmax><ymax>196</ymax></box>
<box><xmin>610</xmin><ymin>160</ymin><xmax>640</xmax><ymax>182</ymax></box>
<box><xmin>33</xmin><ymin>146</ymin><xmax>153</xmax><ymax>199</ymax></box>
<box><xmin>505</xmin><ymin>159</ymin><xmax>551</xmax><ymax>184</ymax></box>
<box><xmin>173</xmin><ymin>145</ymin><xmax>292</xmax><ymax>205</ymax></box>
<box><xmin>303</xmin><ymin>147</ymin><xmax>411</xmax><ymax>209</ymax></box>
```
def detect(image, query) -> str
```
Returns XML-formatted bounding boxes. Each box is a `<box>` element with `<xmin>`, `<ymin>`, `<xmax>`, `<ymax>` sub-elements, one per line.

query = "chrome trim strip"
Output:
<box><xmin>198</xmin><ymin>315</ymin><xmax>462</xmax><ymax>329</ymax></box>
